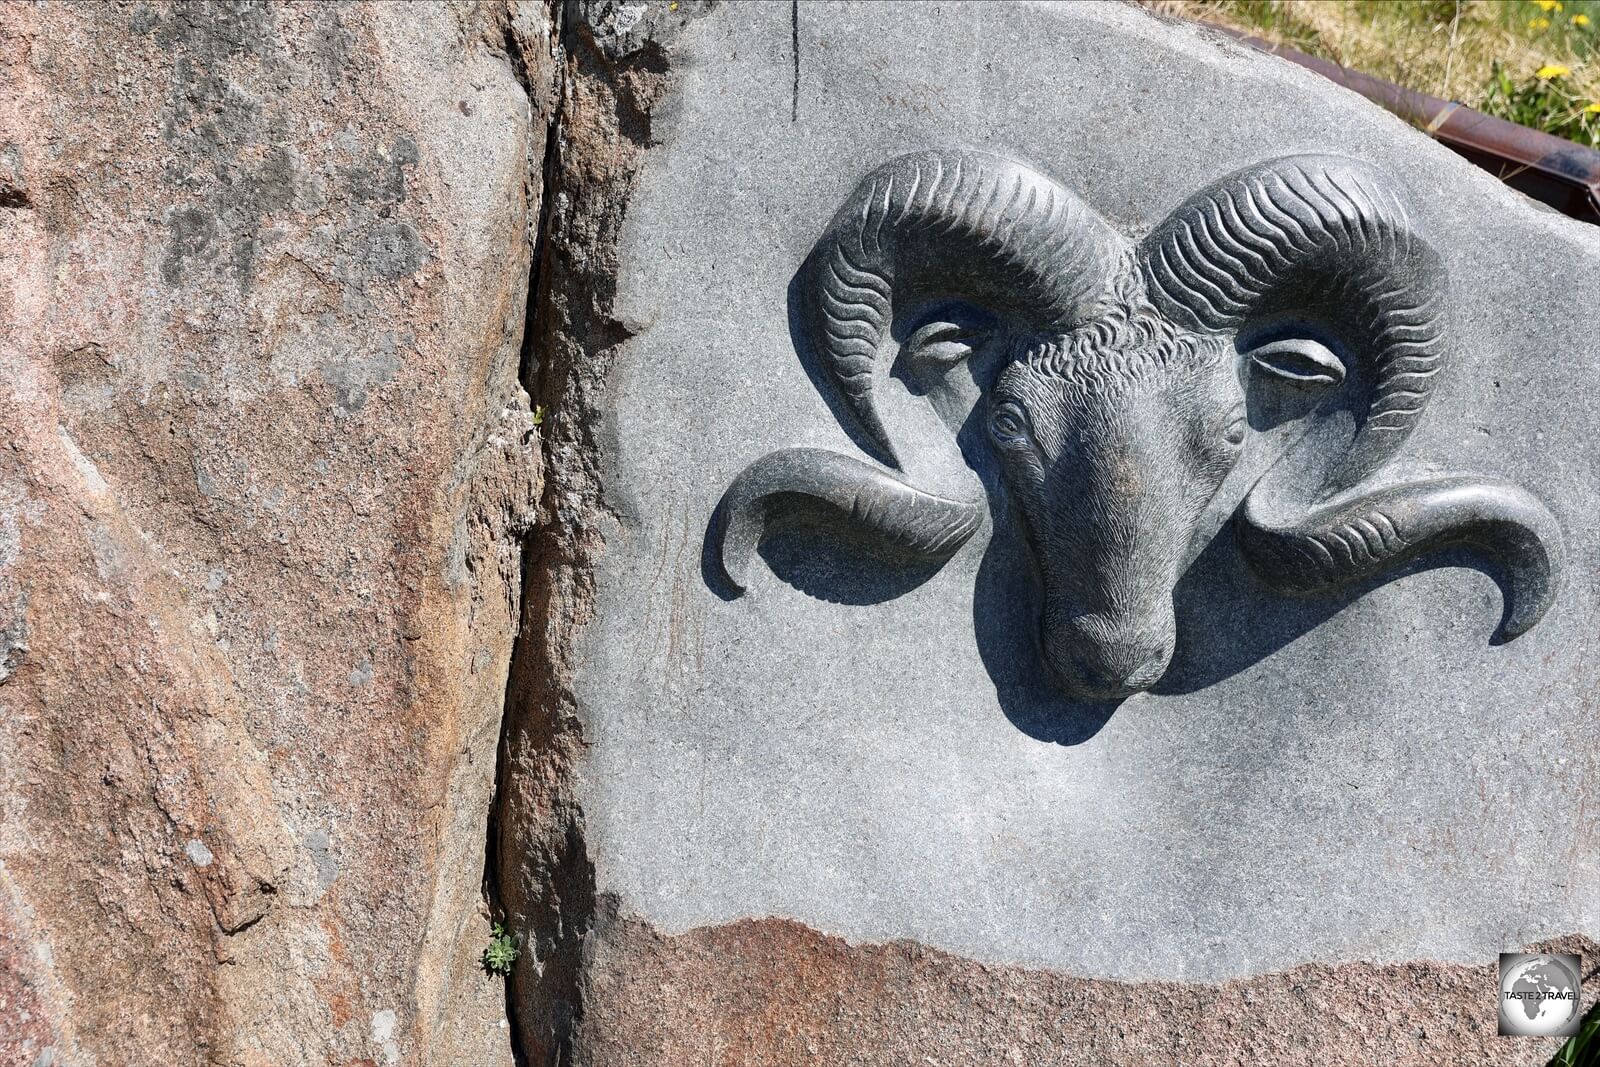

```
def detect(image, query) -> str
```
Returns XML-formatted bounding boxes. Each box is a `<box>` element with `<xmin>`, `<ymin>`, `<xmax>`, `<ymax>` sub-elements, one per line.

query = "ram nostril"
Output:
<box><xmin>1121</xmin><ymin>644</ymin><xmax>1172</xmax><ymax>690</ymax></box>
<box><xmin>1041</xmin><ymin>611</ymin><xmax>1175</xmax><ymax>700</ymax></box>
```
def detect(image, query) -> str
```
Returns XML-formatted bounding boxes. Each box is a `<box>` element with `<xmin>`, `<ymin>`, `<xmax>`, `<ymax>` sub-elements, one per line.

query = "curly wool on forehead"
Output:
<box><xmin>1002</xmin><ymin>270</ymin><xmax>1231</xmax><ymax>406</ymax></box>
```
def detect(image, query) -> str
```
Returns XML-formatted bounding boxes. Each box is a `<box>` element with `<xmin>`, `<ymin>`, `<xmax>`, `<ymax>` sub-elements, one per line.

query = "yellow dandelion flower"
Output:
<box><xmin>1574</xmin><ymin>12</ymin><xmax>1592</xmax><ymax>24</ymax></box>
<box><xmin>1588</xmin><ymin>101</ymin><xmax>1600</xmax><ymax>112</ymax></box>
<box><xmin>1536</xmin><ymin>63</ymin><xmax>1572</xmax><ymax>77</ymax></box>
<box><xmin>1531</xmin><ymin>16</ymin><xmax>1553</xmax><ymax>28</ymax></box>
<box><xmin>1534</xmin><ymin>0</ymin><xmax>1562</xmax><ymax>11</ymax></box>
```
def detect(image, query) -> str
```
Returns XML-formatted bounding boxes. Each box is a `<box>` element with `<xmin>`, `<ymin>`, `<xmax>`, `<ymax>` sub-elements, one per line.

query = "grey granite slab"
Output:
<box><xmin>574</xmin><ymin>0</ymin><xmax>1600</xmax><ymax>980</ymax></box>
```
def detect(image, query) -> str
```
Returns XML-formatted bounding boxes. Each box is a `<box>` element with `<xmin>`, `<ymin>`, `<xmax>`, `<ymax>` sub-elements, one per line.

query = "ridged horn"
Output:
<box><xmin>1141</xmin><ymin>155</ymin><xmax>1444</xmax><ymax>492</ymax></box>
<box><xmin>1237</xmin><ymin>476</ymin><xmax>1562</xmax><ymax>640</ymax></box>
<box><xmin>716</xmin><ymin>150</ymin><xmax>1123</xmax><ymax>592</ymax></box>
<box><xmin>1139</xmin><ymin>155</ymin><xmax>1561</xmax><ymax>636</ymax></box>
<box><xmin>807</xmin><ymin>149</ymin><xmax>1121</xmax><ymax>463</ymax></box>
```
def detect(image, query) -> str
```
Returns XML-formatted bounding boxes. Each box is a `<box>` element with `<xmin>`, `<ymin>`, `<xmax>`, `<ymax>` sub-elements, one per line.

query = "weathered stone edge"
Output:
<box><xmin>579</xmin><ymin>908</ymin><xmax>1595</xmax><ymax>1066</ymax></box>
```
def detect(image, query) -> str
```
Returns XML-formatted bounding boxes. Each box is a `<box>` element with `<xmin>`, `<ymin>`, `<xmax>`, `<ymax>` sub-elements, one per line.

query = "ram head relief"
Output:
<box><xmin>711</xmin><ymin>149</ymin><xmax>1563</xmax><ymax>702</ymax></box>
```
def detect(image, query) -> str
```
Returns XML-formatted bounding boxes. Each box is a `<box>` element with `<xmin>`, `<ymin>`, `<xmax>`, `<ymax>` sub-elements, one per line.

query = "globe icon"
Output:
<box><xmin>1500</xmin><ymin>954</ymin><xmax>1581</xmax><ymax>1037</ymax></box>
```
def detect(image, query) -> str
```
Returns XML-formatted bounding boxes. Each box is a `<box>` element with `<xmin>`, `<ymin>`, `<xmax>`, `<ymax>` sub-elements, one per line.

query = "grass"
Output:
<box><xmin>1550</xmin><ymin>998</ymin><xmax>1600</xmax><ymax>1067</ymax></box>
<box><xmin>1144</xmin><ymin>0</ymin><xmax>1600</xmax><ymax>146</ymax></box>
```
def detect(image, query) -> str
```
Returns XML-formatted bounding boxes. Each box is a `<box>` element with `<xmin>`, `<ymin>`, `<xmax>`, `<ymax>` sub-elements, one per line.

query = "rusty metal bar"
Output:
<box><xmin>1210</xmin><ymin>25</ymin><xmax>1600</xmax><ymax>224</ymax></box>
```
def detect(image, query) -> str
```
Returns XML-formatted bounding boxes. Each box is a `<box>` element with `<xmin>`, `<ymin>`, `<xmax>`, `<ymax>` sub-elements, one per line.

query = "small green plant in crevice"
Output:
<box><xmin>1482</xmin><ymin>59</ymin><xmax>1600</xmax><ymax>147</ymax></box>
<box><xmin>532</xmin><ymin>404</ymin><xmax>546</xmax><ymax>427</ymax></box>
<box><xmin>1549</xmin><ymin>998</ymin><xmax>1600</xmax><ymax>1067</ymax></box>
<box><xmin>481</xmin><ymin>922</ymin><xmax>519</xmax><ymax>976</ymax></box>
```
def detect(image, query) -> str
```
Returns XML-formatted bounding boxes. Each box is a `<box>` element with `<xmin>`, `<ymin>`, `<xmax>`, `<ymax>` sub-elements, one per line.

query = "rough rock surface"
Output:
<box><xmin>579</xmin><ymin>917</ymin><xmax>1596</xmax><ymax>1067</ymax></box>
<box><xmin>0</xmin><ymin>3</ymin><xmax>553</xmax><ymax>1063</ymax></box>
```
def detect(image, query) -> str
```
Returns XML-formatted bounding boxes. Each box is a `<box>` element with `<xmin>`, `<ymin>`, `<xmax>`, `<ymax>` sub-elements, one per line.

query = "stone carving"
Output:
<box><xmin>712</xmin><ymin>149</ymin><xmax>1563</xmax><ymax>699</ymax></box>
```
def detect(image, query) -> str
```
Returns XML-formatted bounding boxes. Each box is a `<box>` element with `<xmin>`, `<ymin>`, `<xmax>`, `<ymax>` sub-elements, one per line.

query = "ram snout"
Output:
<box><xmin>991</xmin><ymin>337</ymin><xmax>1242</xmax><ymax>700</ymax></box>
<box><xmin>1041</xmin><ymin>601</ymin><xmax>1177</xmax><ymax>701</ymax></box>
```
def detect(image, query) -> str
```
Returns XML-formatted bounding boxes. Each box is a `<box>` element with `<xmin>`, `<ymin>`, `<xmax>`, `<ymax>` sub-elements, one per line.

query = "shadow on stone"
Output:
<box><xmin>700</xmin><ymin>492</ymin><xmax>949</xmax><ymax>604</ymax></box>
<box><xmin>757</xmin><ymin>515</ymin><xmax>949</xmax><ymax>604</ymax></box>
<box><xmin>971</xmin><ymin>514</ymin><xmax>1124</xmax><ymax>746</ymax></box>
<box><xmin>1155</xmin><ymin>534</ymin><xmax>1512</xmax><ymax>695</ymax></box>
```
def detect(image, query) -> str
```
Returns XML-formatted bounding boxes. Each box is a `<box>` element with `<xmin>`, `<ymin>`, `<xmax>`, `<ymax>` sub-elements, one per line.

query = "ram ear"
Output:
<box><xmin>896</xmin><ymin>303</ymin><xmax>1003</xmax><ymax>383</ymax></box>
<box><xmin>902</xmin><ymin>320</ymin><xmax>982</xmax><ymax>372</ymax></box>
<box><xmin>1247</xmin><ymin>338</ymin><xmax>1346</xmax><ymax>389</ymax></box>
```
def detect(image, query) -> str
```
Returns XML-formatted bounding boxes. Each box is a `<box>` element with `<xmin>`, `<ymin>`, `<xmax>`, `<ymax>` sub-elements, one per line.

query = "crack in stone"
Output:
<box><xmin>485</xmin><ymin>4</ymin><xmax>714</xmax><ymax>1061</ymax></box>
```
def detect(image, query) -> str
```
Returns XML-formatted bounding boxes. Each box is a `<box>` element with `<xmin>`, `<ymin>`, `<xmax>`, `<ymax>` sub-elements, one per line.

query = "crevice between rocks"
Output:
<box><xmin>482</xmin><ymin>4</ymin><xmax>566</xmax><ymax>1064</ymax></box>
<box><xmin>483</xmin><ymin>2</ymin><xmax>697</xmax><ymax>1063</ymax></box>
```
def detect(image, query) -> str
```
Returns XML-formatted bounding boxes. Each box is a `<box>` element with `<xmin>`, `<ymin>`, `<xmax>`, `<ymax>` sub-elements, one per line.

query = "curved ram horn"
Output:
<box><xmin>1237</xmin><ymin>477</ymin><xmax>1561</xmax><ymax>640</ymax></box>
<box><xmin>1138</xmin><ymin>155</ymin><xmax>1562</xmax><ymax>637</ymax></box>
<box><xmin>715</xmin><ymin>449</ymin><xmax>985</xmax><ymax>590</ymax></box>
<box><xmin>717</xmin><ymin>149</ymin><xmax>1125</xmax><ymax>592</ymax></box>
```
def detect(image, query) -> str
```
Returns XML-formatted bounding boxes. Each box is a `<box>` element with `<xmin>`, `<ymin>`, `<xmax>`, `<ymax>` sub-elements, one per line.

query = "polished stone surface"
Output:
<box><xmin>574</xmin><ymin>0</ymin><xmax>1600</xmax><ymax>980</ymax></box>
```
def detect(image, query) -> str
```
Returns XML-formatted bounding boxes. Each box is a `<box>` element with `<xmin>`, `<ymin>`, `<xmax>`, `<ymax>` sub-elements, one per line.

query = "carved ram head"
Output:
<box><xmin>713</xmin><ymin>150</ymin><xmax>1563</xmax><ymax>701</ymax></box>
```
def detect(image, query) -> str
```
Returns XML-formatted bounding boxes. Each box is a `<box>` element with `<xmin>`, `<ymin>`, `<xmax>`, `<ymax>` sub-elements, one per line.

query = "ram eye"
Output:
<box><xmin>990</xmin><ymin>403</ymin><xmax>1030</xmax><ymax>443</ymax></box>
<box><xmin>1247</xmin><ymin>337</ymin><xmax>1346</xmax><ymax>389</ymax></box>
